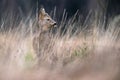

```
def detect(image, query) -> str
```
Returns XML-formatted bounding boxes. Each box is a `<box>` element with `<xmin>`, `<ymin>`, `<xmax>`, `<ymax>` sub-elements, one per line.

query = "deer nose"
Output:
<box><xmin>53</xmin><ymin>22</ymin><xmax>57</xmax><ymax>27</ymax></box>
<box><xmin>54</xmin><ymin>23</ymin><xmax>57</xmax><ymax>26</ymax></box>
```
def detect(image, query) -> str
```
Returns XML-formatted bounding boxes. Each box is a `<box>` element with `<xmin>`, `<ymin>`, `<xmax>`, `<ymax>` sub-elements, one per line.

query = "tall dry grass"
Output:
<box><xmin>0</xmin><ymin>11</ymin><xmax>120</xmax><ymax>80</ymax></box>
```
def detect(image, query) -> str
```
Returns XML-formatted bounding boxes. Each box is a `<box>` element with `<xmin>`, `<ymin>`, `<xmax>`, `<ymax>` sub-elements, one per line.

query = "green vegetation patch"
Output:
<box><xmin>24</xmin><ymin>50</ymin><xmax>36</xmax><ymax>68</ymax></box>
<box><xmin>72</xmin><ymin>44</ymin><xmax>88</xmax><ymax>59</ymax></box>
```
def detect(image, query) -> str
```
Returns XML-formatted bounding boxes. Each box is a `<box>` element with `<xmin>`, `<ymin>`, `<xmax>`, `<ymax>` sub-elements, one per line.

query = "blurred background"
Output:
<box><xmin>0</xmin><ymin>0</ymin><xmax>120</xmax><ymax>21</ymax></box>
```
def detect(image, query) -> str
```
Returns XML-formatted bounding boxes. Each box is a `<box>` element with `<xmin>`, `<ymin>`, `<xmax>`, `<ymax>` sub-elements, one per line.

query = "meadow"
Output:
<box><xmin>0</xmin><ymin>11</ymin><xmax>120</xmax><ymax>80</ymax></box>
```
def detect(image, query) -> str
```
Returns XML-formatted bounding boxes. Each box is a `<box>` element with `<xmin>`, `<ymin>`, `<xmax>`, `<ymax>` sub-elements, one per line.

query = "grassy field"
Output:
<box><xmin>0</xmin><ymin>13</ymin><xmax>120</xmax><ymax>80</ymax></box>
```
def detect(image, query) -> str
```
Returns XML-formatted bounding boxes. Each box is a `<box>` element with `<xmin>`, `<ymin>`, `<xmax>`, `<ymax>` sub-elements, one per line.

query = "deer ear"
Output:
<box><xmin>39</xmin><ymin>7</ymin><xmax>46</xmax><ymax>19</ymax></box>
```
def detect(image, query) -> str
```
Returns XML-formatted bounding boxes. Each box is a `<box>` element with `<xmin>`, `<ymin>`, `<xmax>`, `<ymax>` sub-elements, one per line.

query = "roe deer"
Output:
<box><xmin>33</xmin><ymin>7</ymin><xmax>57</xmax><ymax>58</ymax></box>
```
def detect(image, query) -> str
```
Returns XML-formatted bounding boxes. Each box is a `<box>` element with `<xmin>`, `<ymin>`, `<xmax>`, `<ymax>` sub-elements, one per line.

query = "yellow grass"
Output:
<box><xmin>0</xmin><ymin>13</ymin><xmax>120</xmax><ymax>80</ymax></box>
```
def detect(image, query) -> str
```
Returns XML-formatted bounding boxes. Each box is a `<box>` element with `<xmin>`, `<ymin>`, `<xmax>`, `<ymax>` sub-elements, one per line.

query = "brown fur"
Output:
<box><xmin>33</xmin><ymin>7</ymin><xmax>56</xmax><ymax>58</ymax></box>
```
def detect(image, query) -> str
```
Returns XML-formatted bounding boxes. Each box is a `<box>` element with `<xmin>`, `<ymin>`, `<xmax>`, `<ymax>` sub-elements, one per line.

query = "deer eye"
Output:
<box><xmin>47</xmin><ymin>18</ymin><xmax>50</xmax><ymax>21</ymax></box>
